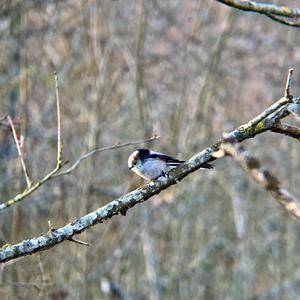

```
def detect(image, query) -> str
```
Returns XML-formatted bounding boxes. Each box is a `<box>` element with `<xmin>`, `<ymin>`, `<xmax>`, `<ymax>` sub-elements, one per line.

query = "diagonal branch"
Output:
<box><xmin>0</xmin><ymin>69</ymin><xmax>299</xmax><ymax>263</ymax></box>
<box><xmin>219</xmin><ymin>138</ymin><xmax>300</xmax><ymax>219</ymax></box>
<box><xmin>265</xmin><ymin>13</ymin><xmax>300</xmax><ymax>27</ymax></box>
<box><xmin>239</xmin><ymin>68</ymin><xmax>293</xmax><ymax>129</ymax></box>
<box><xmin>270</xmin><ymin>123</ymin><xmax>300</xmax><ymax>141</ymax></box>
<box><xmin>216</xmin><ymin>0</ymin><xmax>300</xmax><ymax>17</ymax></box>
<box><xmin>0</xmin><ymin>93</ymin><xmax>295</xmax><ymax>263</ymax></box>
<box><xmin>216</xmin><ymin>0</ymin><xmax>300</xmax><ymax>27</ymax></box>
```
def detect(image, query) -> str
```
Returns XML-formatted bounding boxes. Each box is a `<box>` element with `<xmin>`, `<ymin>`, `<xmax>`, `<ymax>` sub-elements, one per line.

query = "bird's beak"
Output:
<box><xmin>129</xmin><ymin>166</ymin><xmax>133</xmax><ymax>170</ymax></box>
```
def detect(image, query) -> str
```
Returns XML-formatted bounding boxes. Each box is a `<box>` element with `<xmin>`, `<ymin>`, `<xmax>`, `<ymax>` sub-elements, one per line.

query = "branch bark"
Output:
<box><xmin>0</xmin><ymin>92</ymin><xmax>297</xmax><ymax>263</ymax></box>
<box><xmin>216</xmin><ymin>0</ymin><xmax>300</xmax><ymax>27</ymax></box>
<box><xmin>0</xmin><ymin>69</ymin><xmax>299</xmax><ymax>263</ymax></box>
<box><xmin>219</xmin><ymin>139</ymin><xmax>300</xmax><ymax>219</ymax></box>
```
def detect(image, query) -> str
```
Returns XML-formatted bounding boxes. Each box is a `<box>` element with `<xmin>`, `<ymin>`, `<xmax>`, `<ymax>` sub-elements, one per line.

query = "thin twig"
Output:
<box><xmin>0</xmin><ymin>115</ymin><xmax>22</xmax><ymax>129</ymax></box>
<box><xmin>0</xmin><ymin>135</ymin><xmax>159</xmax><ymax>211</ymax></box>
<box><xmin>54</xmin><ymin>71</ymin><xmax>62</xmax><ymax>169</ymax></box>
<box><xmin>0</xmin><ymin>72</ymin><xmax>159</xmax><ymax>211</ymax></box>
<box><xmin>0</xmin><ymin>73</ymin><xmax>65</xmax><ymax>211</ymax></box>
<box><xmin>54</xmin><ymin>134</ymin><xmax>160</xmax><ymax>177</ymax></box>
<box><xmin>285</xmin><ymin>68</ymin><xmax>293</xmax><ymax>99</ymax></box>
<box><xmin>7</xmin><ymin>115</ymin><xmax>32</xmax><ymax>188</ymax></box>
<box><xmin>68</xmin><ymin>237</ymin><xmax>90</xmax><ymax>247</ymax></box>
<box><xmin>0</xmin><ymin>114</ymin><xmax>8</xmax><ymax>127</ymax></box>
<box><xmin>238</xmin><ymin>71</ymin><xmax>294</xmax><ymax>130</ymax></box>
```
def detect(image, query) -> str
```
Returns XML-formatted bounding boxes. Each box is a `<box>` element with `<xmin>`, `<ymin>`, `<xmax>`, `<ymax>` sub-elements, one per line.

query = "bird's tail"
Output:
<box><xmin>199</xmin><ymin>162</ymin><xmax>214</xmax><ymax>169</ymax></box>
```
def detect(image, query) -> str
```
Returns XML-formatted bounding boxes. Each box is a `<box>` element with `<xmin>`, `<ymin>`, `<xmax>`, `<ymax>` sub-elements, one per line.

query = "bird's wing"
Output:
<box><xmin>147</xmin><ymin>152</ymin><xmax>185</xmax><ymax>166</ymax></box>
<box><xmin>147</xmin><ymin>151</ymin><xmax>214</xmax><ymax>169</ymax></box>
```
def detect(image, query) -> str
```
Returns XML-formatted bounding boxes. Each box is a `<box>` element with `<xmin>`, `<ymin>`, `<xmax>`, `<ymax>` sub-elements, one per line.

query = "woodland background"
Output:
<box><xmin>0</xmin><ymin>0</ymin><xmax>300</xmax><ymax>299</ymax></box>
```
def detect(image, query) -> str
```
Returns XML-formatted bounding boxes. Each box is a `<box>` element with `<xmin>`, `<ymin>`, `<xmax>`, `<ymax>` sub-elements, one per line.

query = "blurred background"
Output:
<box><xmin>0</xmin><ymin>0</ymin><xmax>300</xmax><ymax>299</ymax></box>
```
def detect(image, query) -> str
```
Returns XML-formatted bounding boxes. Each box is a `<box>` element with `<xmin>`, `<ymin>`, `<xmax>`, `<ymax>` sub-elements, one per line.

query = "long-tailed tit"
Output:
<box><xmin>128</xmin><ymin>148</ymin><xmax>213</xmax><ymax>180</ymax></box>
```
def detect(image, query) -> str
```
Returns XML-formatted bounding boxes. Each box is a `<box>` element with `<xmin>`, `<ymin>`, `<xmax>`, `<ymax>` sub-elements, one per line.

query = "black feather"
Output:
<box><xmin>200</xmin><ymin>162</ymin><xmax>214</xmax><ymax>169</ymax></box>
<box><xmin>147</xmin><ymin>153</ymin><xmax>185</xmax><ymax>165</ymax></box>
<box><xmin>137</xmin><ymin>149</ymin><xmax>151</xmax><ymax>159</ymax></box>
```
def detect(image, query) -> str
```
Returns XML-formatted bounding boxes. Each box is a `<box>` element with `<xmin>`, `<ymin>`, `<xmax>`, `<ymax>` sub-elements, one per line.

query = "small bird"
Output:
<box><xmin>128</xmin><ymin>148</ymin><xmax>213</xmax><ymax>180</ymax></box>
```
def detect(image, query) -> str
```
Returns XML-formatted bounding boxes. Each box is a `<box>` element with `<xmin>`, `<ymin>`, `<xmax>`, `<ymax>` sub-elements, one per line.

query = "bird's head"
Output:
<box><xmin>128</xmin><ymin>149</ymin><xmax>150</xmax><ymax>169</ymax></box>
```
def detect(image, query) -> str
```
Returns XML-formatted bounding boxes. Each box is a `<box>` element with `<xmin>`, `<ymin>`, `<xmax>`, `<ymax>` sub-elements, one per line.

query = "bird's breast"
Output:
<box><xmin>134</xmin><ymin>159</ymin><xmax>167</xmax><ymax>180</ymax></box>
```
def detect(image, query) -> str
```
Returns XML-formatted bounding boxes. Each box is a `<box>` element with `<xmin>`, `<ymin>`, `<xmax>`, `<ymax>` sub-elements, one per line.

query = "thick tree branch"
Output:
<box><xmin>216</xmin><ymin>0</ymin><xmax>300</xmax><ymax>27</ymax></box>
<box><xmin>0</xmin><ymin>70</ymin><xmax>298</xmax><ymax>263</ymax></box>
<box><xmin>0</xmin><ymin>100</ymin><xmax>296</xmax><ymax>263</ymax></box>
<box><xmin>265</xmin><ymin>13</ymin><xmax>300</xmax><ymax>27</ymax></box>
<box><xmin>219</xmin><ymin>138</ymin><xmax>300</xmax><ymax>219</ymax></box>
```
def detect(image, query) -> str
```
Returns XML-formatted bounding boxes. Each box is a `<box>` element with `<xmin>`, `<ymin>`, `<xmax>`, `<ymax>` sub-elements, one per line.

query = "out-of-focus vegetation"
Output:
<box><xmin>0</xmin><ymin>0</ymin><xmax>300</xmax><ymax>299</ymax></box>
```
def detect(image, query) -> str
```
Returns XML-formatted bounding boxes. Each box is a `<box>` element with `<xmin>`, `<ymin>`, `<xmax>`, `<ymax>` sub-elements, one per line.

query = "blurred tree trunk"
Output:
<box><xmin>6</xmin><ymin>2</ymin><xmax>22</xmax><ymax>299</ymax></box>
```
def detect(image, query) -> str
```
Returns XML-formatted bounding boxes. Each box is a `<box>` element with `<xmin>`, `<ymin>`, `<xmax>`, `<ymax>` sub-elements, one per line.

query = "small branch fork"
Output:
<box><xmin>217</xmin><ymin>136</ymin><xmax>300</xmax><ymax>219</ymax></box>
<box><xmin>0</xmin><ymin>69</ymin><xmax>299</xmax><ymax>263</ymax></box>
<box><xmin>216</xmin><ymin>0</ymin><xmax>300</xmax><ymax>27</ymax></box>
<box><xmin>0</xmin><ymin>73</ymin><xmax>159</xmax><ymax>212</ymax></box>
<box><xmin>7</xmin><ymin>115</ymin><xmax>31</xmax><ymax>188</ymax></box>
<box><xmin>245</xmin><ymin>69</ymin><xmax>294</xmax><ymax>129</ymax></box>
<box><xmin>0</xmin><ymin>73</ymin><xmax>63</xmax><ymax>211</ymax></box>
<box><xmin>53</xmin><ymin>135</ymin><xmax>160</xmax><ymax>178</ymax></box>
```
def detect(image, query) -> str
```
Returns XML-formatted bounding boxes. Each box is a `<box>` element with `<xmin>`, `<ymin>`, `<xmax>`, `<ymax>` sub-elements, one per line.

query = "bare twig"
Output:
<box><xmin>285</xmin><ymin>68</ymin><xmax>293</xmax><ymax>99</ymax></box>
<box><xmin>241</xmin><ymin>69</ymin><xmax>294</xmax><ymax>128</ymax></box>
<box><xmin>0</xmin><ymin>135</ymin><xmax>159</xmax><ymax>211</ymax></box>
<box><xmin>7</xmin><ymin>115</ymin><xmax>32</xmax><ymax>188</ymax></box>
<box><xmin>0</xmin><ymin>115</ymin><xmax>21</xmax><ymax>129</ymax></box>
<box><xmin>0</xmin><ymin>70</ymin><xmax>160</xmax><ymax>211</ymax></box>
<box><xmin>54</xmin><ymin>71</ymin><xmax>62</xmax><ymax>169</ymax></box>
<box><xmin>220</xmin><ymin>138</ymin><xmax>300</xmax><ymax>219</ymax></box>
<box><xmin>47</xmin><ymin>220</ymin><xmax>54</xmax><ymax>231</ymax></box>
<box><xmin>0</xmin><ymin>114</ymin><xmax>8</xmax><ymax>126</ymax></box>
<box><xmin>245</xmin><ymin>96</ymin><xmax>291</xmax><ymax>129</ymax></box>
<box><xmin>54</xmin><ymin>134</ymin><xmax>160</xmax><ymax>177</ymax></box>
<box><xmin>0</xmin><ymin>73</ymin><xmax>65</xmax><ymax>211</ymax></box>
<box><xmin>68</xmin><ymin>237</ymin><xmax>90</xmax><ymax>247</ymax></box>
